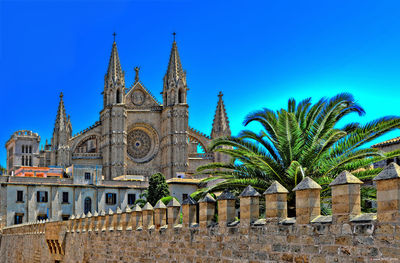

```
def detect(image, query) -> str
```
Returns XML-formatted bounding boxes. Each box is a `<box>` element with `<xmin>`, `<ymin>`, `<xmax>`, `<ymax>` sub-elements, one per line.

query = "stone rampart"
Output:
<box><xmin>2</xmin><ymin>163</ymin><xmax>400</xmax><ymax>262</ymax></box>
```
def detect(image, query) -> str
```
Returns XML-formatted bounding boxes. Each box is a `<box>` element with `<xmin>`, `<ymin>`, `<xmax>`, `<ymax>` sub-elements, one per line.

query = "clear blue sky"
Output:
<box><xmin>1</xmin><ymin>0</ymin><xmax>400</xmax><ymax>166</ymax></box>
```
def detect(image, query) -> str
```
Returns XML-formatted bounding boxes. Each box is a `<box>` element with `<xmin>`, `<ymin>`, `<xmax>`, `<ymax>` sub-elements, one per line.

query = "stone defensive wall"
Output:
<box><xmin>2</xmin><ymin>163</ymin><xmax>400</xmax><ymax>262</ymax></box>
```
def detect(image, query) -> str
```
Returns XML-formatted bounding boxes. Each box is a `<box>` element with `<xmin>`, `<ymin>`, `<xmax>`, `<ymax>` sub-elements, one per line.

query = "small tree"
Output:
<box><xmin>0</xmin><ymin>165</ymin><xmax>6</xmax><ymax>175</ymax></box>
<box><xmin>147</xmin><ymin>173</ymin><xmax>170</xmax><ymax>206</ymax></box>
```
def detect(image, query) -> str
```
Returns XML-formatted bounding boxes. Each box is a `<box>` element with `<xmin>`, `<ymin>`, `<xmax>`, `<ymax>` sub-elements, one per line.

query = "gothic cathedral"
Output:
<box><xmin>47</xmin><ymin>39</ymin><xmax>231</xmax><ymax>180</ymax></box>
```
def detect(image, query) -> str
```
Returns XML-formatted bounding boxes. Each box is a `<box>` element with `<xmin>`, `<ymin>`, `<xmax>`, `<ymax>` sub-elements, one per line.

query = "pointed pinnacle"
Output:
<box><xmin>132</xmin><ymin>204</ymin><xmax>142</xmax><ymax>212</ymax></box>
<box><xmin>330</xmin><ymin>171</ymin><xmax>363</xmax><ymax>186</ymax></box>
<box><xmin>239</xmin><ymin>185</ymin><xmax>261</xmax><ymax>197</ymax></box>
<box><xmin>199</xmin><ymin>193</ymin><xmax>216</xmax><ymax>203</ymax></box>
<box><xmin>263</xmin><ymin>181</ymin><xmax>289</xmax><ymax>194</ymax></box>
<box><xmin>154</xmin><ymin>200</ymin><xmax>167</xmax><ymax>209</ymax></box>
<box><xmin>374</xmin><ymin>162</ymin><xmax>400</xmax><ymax>181</ymax></box>
<box><xmin>211</xmin><ymin>91</ymin><xmax>231</xmax><ymax>139</ymax></box>
<box><xmin>142</xmin><ymin>202</ymin><xmax>153</xmax><ymax>211</ymax></box>
<box><xmin>167</xmin><ymin>198</ymin><xmax>181</xmax><ymax>207</ymax></box>
<box><xmin>182</xmin><ymin>196</ymin><xmax>196</xmax><ymax>205</ymax></box>
<box><xmin>217</xmin><ymin>189</ymin><xmax>236</xmax><ymax>200</ymax></box>
<box><xmin>293</xmin><ymin>177</ymin><xmax>322</xmax><ymax>191</ymax></box>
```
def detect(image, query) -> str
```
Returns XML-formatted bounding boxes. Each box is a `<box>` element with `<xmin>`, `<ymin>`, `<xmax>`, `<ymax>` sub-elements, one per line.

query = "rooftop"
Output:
<box><xmin>372</xmin><ymin>136</ymin><xmax>400</xmax><ymax>148</ymax></box>
<box><xmin>166</xmin><ymin>178</ymin><xmax>201</xmax><ymax>185</ymax></box>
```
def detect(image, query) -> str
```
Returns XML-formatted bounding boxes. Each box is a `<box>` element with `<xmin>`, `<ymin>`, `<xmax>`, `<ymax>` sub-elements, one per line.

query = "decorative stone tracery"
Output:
<box><xmin>127</xmin><ymin>124</ymin><xmax>159</xmax><ymax>163</ymax></box>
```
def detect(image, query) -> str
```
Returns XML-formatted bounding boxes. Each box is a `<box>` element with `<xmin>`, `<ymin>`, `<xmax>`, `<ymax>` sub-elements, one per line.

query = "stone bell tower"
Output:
<box><xmin>161</xmin><ymin>37</ymin><xmax>189</xmax><ymax>179</ymax></box>
<box><xmin>100</xmin><ymin>38</ymin><xmax>127</xmax><ymax>180</ymax></box>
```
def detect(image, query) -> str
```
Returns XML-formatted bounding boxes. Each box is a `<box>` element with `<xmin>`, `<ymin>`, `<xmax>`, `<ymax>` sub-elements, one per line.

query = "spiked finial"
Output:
<box><xmin>105</xmin><ymin>39</ymin><xmax>124</xmax><ymax>87</ymax></box>
<box><xmin>172</xmin><ymin>32</ymin><xmax>176</xmax><ymax>42</ymax></box>
<box><xmin>165</xmin><ymin>39</ymin><xmax>185</xmax><ymax>84</ymax></box>
<box><xmin>54</xmin><ymin>92</ymin><xmax>67</xmax><ymax>132</ymax></box>
<box><xmin>134</xmin><ymin>66</ymin><xmax>140</xmax><ymax>83</ymax></box>
<box><xmin>113</xmin><ymin>32</ymin><xmax>117</xmax><ymax>42</ymax></box>
<box><xmin>211</xmin><ymin>91</ymin><xmax>231</xmax><ymax>139</ymax></box>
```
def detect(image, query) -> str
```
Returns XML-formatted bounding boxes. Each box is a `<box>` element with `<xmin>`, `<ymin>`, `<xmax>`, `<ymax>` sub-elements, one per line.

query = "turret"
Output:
<box><xmin>161</xmin><ymin>35</ymin><xmax>189</xmax><ymax>179</ymax></box>
<box><xmin>100</xmin><ymin>36</ymin><xmax>127</xmax><ymax>180</ymax></box>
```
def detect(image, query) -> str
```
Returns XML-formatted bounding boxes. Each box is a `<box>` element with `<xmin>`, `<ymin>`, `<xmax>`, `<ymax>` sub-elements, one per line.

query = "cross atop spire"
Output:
<box><xmin>172</xmin><ymin>32</ymin><xmax>176</xmax><ymax>42</ymax></box>
<box><xmin>211</xmin><ymin>91</ymin><xmax>231</xmax><ymax>139</ymax></box>
<box><xmin>113</xmin><ymin>32</ymin><xmax>117</xmax><ymax>42</ymax></box>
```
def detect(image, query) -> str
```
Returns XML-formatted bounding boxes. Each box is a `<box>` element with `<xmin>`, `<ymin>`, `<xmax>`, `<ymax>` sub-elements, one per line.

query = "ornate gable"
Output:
<box><xmin>125</xmin><ymin>82</ymin><xmax>161</xmax><ymax>110</ymax></box>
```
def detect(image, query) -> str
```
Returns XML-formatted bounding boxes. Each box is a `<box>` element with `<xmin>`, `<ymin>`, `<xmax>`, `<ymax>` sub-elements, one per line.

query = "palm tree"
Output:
<box><xmin>195</xmin><ymin>93</ymin><xmax>400</xmax><ymax>212</ymax></box>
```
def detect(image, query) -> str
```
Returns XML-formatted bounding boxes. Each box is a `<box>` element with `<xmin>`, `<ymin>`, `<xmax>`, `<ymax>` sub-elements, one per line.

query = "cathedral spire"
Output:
<box><xmin>163</xmin><ymin>35</ymin><xmax>187</xmax><ymax>106</ymax></box>
<box><xmin>105</xmin><ymin>39</ymin><xmax>124</xmax><ymax>87</ymax></box>
<box><xmin>165</xmin><ymin>37</ymin><xmax>185</xmax><ymax>84</ymax></box>
<box><xmin>54</xmin><ymin>92</ymin><xmax>67</xmax><ymax>131</ymax></box>
<box><xmin>211</xmin><ymin>92</ymin><xmax>231</xmax><ymax>139</ymax></box>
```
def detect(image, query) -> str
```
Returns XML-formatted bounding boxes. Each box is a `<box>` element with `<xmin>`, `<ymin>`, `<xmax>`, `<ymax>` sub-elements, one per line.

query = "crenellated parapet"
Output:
<box><xmin>4</xmin><ymin>163</ymin><xmax>400</xmax><ymax>262</ymax></box>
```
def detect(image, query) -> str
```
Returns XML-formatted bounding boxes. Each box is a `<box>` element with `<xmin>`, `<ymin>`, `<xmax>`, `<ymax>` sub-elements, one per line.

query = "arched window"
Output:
<box><xmin>22</xmin><ymin>156</ymin><xmax>25</xmax><ymax>166</ymax></box>
<box><xmin>178</xmin><ymin>89</ymin><xmax>182</xmax><ymax>103</ymax></box>
<box><xmin>116</xmin><ymin>89</ymin><xmax>121</xmax><ymax>104</ymax></box>
<box><xmin>29</xmin><ymin>146</ymin><xmax>32</xmax><ymax>153</ymax></box>
<box><xmin>22</xmin><ymin>145</ymin><xmax>24</xmax><ymax>153</ymax></box>
<box><xmin>29</xmin><ymin>156</ymin><xmax>32</xmax><ymax>166</ymax></box>
<box><xmin>84</xmin><ymin>197</ymin><xmax>92</xmax><ymax>214</ymax></box>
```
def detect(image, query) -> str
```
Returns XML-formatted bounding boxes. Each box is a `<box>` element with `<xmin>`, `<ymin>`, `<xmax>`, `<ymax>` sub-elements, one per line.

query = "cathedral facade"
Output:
<box><xmin>18</xmin><ymin>39</ymin><xmax>231</xmax><ymax>180</ymax></box>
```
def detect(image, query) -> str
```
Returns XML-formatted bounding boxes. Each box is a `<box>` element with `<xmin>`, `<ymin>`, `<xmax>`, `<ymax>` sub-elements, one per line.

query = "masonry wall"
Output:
<box><xmin>2</xmin><ymin>164</ymin><xmax>400</xmax><ymax>262</ymax></box>
<box><xmin>1</xmin><ymin>218</ymin><xmax>400</xmax><ymax>263</ymax></box>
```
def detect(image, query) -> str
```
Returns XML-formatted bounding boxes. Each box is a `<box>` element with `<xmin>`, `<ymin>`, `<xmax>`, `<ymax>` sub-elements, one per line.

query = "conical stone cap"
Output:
<box><xmin>217</xmin><ymin>189</ymin><xmax>236</xmax><ymax>200</ymax></box>
<box><xmin>125</xmin><ymin>206</ymin><xmax>132</xmax><ymax>213</ymax></box>
<box><xmin>199</xmin><ymin>193</ymin><xmax>216</xmax><ymax>203</ymax></box>
<box><xmin>374</xmin><ymin>162</ymin><xmax>400</xmax><ymax>181</ymax></box>
<box><xmin>87</xmin><ymin>211</ymin><xmax>92</xmax><ymax>218</ymax></box>
<box><xmin>154</xmin><ymin>200</ymin><xmax>167</xmax><ymax>209</ymax></box>
<box><xmin>182</xmin><ymin>196</ymin><xmax>196</xmax><ymax>205</ymax></box>
<box><xmin>70</xmin><ymin>215</ymin><xmax>75</xmax><ymax>220</ymax></box>
<box><xmin>142</xmin><ymin>202</ymin><xmax>154</xmax><ymax>211</ymax></box>
<box><xmin>116</xmin><ymin>207</ymin><xmax>122</xmax><ymax>214</ymax></box>
<box><xmin>108</xmin><ymin>208</ymin><xmax>114</xmax><ymax>215</ymax></box>
<box><xmin>263</xmin><ymin>181</ymin><xmax>289</xmax><ymax>194</ymax></box>
<box><xmin>93</xmin><ymin>211</ymin><xmax>99</xmax><ymax>217</ymax></box>
<box><xmin>293</xmin><ymin>177</ymin><xmax>322</xmax><ymax>191</ymax></box>
<box><xmin>132</xmin><ymin>204</ymin><xmax>142</xmax><ymax>212</ymax></box>
<box><xmin>329</xmin><ymin>170</ymin><xmax>363</xmax><ymax>186</ymax></box>
<box><xmin>239</xmin><ymin>185</ymin><xmax>261</xmax><ymax>197</ymax></box>
<box><xmin>100</xmin><ymin>210</ymin><xmax>106</xmax><ymax>216</ymax></box>
<box><xmin>167</xmin><ymin>198</ymin><xmax>181</xmax><ymax>207</ymax></box>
